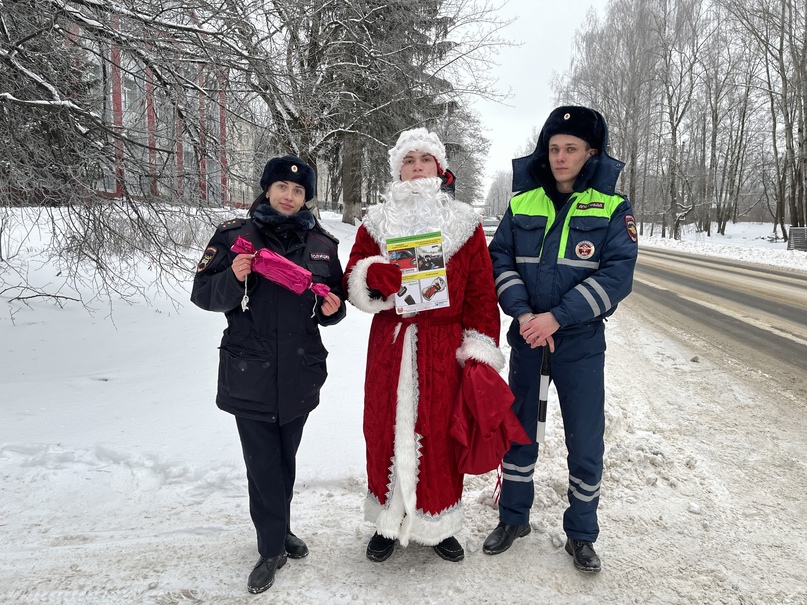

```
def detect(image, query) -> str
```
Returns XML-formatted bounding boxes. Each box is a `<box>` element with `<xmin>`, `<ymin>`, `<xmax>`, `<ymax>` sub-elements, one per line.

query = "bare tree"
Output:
<box><xmin>227</xmin><ymin>0</ymin><xmax>507</xmax><ymax>222</ymax></box>
<box><xmin>1</xmin><ymin>0</ymin><xmax>508</xmax><ymax>308</ymax></box>
<box><xmin>651</xmin><ymin>0</ymin><xmax>708</xmax><ymax>239</ymax></box>
<box><xmin>1</xmin><ymin>0</ymin><xmax>266</xmax><ymax>307</ymax></box>
<box><xmin>555</xmin><ymin>0</ymin><xmax>659</xmax><ymax>231</ymax></box>
<box><xmin>719</xmin><ymin>0</ymin><xmax>807</xmax><ymax>238</ymax></box>
<box><xmin>485</xmin><ymin>169</ymin><xmax>511</xmax><ymax>216</ymax></box>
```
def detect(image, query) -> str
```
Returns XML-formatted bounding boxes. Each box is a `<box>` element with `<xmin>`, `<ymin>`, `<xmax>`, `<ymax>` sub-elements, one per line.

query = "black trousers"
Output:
<box><xmin>235</xmin><ymin>414</ymin><xmax>307</xmax><ymax>558</ymax></box>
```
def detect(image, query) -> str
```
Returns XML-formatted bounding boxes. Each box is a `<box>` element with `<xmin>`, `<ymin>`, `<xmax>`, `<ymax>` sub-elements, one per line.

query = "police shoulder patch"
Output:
<box><xmin>625</xmin><ymin>215</ymin><xmax>638</xmax><ymax>243</ymax></box>
<box><xmin>197</xmin><ymin>246</ymin><xmax>218</xmax><ymax>272</ymax></box>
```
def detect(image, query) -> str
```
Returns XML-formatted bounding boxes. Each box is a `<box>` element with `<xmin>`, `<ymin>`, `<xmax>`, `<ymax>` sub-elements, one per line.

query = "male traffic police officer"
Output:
<box><xmin>485</xmin><ymin>106</ymin><xmax>638</xmax><ymax>572</ymax></box>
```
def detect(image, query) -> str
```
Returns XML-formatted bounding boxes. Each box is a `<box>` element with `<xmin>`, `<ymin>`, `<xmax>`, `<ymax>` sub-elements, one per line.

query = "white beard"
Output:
<box><xmin>363</xmin><ymin>177</ymin><xmax>481</xmax><ymax>262</ymax></box>
<box><xmin>375</xmin><ymin>177</ymin><xmax>448</xmax><ymax>238</ymax></box>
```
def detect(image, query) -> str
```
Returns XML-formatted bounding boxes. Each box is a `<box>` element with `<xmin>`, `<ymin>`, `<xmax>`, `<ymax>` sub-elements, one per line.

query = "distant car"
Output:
<box><xmin>389</xmin><ymin>249</ymin><xmax>418</xmax><ymax>269</ymax></box>
<box><xmin>482</xmin><ymin>217</ymin><xmax>501</xmax><ymax>236</ymax></box>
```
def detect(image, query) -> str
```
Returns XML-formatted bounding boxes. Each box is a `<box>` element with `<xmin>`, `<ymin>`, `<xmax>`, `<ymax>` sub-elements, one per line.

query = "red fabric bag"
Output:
<box><xmin>449</xmin><ymin>361</ymin><xmax>531</xmax><ymax>475</ymax></box>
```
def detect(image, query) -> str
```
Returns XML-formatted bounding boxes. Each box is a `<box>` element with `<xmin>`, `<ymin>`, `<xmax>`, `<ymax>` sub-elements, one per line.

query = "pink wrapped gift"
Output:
<box><xmin>230</xmin><ymin>236</ymin><xmax>330</xmax><ymax>297</ymax></box>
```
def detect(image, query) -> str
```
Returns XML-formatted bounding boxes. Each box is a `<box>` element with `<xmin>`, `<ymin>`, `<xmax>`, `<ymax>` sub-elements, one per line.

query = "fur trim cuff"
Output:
<box><xmin>348</xmin><ymin>256</ymin><xmax>396</xmax><ymax>313</ymax></box>
<box><xmin>456</xmin><ymin>329</ymin><xmax>505</xmax><ymax>372</ymax></box>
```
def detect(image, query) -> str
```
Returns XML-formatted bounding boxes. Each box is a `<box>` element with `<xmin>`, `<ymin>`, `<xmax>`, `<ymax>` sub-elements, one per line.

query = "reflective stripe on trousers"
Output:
<box><xmin>498</xmin><ymin>322</ymin><xmax>606</xmax><ymax>542</ymax></box>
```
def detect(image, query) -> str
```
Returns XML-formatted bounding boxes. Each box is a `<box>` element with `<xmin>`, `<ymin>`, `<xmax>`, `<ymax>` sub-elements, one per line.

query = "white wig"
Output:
<box><xmin>388</xmin><ymin>128</ymin><xmax>448</xmax><ymax>181</ymax></box>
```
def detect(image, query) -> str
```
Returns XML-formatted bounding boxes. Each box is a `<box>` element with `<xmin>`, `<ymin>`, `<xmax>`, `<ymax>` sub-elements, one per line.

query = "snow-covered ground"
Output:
<box><xmin>2</xmin><ymin>213</ymin><xmax>806</xmax><ymax>604</ymax></box>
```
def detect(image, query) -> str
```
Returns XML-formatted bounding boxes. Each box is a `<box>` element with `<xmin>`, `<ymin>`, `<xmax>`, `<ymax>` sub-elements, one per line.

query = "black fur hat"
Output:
<box><xmin>541</xmin><ymin>106</ymin><xmax>605</xmax><ymax>150</ymax></box>
<box><xmin>511</xmin><ymin>105</ymin><xmax>624</xmax><ymax>195</ymax></box>
<box><xmin>260</xmin><ymin>155</ymin><xmax>316</xmax><ymax>201</ymax></box>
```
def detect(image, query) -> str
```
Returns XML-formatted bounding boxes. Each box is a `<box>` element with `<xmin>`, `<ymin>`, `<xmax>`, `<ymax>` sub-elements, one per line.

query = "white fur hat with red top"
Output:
<box><xmin>388</xmin><ymin>128</ymin><xmax>448</xmax><ymax>181</ymax></box>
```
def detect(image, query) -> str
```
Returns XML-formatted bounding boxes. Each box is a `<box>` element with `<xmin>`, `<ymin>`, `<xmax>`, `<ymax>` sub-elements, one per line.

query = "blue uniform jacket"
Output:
<box><xmin>489</xmin><ymin>187</ymin><xmax>637</xmax><ymax>335</ymax></box>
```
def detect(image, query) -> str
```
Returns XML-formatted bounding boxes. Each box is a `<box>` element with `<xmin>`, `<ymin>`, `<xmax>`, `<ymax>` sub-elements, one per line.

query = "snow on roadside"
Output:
<box><xmin>639</xmin><ymin>221</ymin><xmax>807</xmax><ymax>272</ymax></box>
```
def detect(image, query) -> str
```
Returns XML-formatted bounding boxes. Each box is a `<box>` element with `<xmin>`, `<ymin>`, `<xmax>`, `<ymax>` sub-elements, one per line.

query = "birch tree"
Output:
<box><xmin>484</xmin><ymin>169</ymin><xmax>512</xmax><ymax>216</ymax></box>
<box><xmin>719</xmin><ymin>0</ymin><xmax>807</xmax><ymax>237</ymax></box>
<box><xmin>556</xmin><ymin>0</ymin><xmax>659</xmax><ymax>232</ymax></box>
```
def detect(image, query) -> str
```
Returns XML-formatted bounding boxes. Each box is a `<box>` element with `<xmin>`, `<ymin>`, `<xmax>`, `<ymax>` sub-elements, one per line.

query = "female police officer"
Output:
<box><xmin>191</xmin><ymin>155</ymin><xmax>345</xmax><ymax>593</ymax></box>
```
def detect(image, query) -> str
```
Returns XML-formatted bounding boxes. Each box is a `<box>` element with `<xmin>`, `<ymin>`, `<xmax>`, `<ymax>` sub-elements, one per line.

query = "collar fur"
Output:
<box><xmin>251</xmin><ymin>203</ymin><xmax>315</xmax><ymax>233</ymax></box>
<box><xmin>362</xmin><ymin>178</ymin><xmax>481</xmax><ymax>262</ymax></box>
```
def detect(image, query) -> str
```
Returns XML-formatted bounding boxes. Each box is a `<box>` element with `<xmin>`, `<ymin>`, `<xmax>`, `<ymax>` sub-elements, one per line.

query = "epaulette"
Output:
<box><xmin>314</xmin><ymin>219</ymin><xmax>339</xmax><ymax>244</ymax></box>
<box><xmin>216</xmin><ymin>218</ymin><xmax>247</xmax><ymax>232</ymax></box>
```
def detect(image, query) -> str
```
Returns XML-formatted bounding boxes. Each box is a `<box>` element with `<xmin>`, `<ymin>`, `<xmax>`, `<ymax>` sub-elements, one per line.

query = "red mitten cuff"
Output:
<box><xmin>366</xmin><ymin>262</ymin><xmax>403</xmax><ymax>297</ymax></box>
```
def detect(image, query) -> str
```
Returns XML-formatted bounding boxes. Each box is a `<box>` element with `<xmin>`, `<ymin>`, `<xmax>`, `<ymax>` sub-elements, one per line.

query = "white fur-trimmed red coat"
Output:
<box><xmin>342</xmin><ymin>200</ymin><xmax>503</xmax><ymax>546</ymax></box>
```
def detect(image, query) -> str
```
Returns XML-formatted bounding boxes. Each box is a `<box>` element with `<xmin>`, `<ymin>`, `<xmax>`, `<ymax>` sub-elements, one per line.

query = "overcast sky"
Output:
<box><xmin>472</xmin><ymin>0</ymin><xmax>610</xmax><ymax>191</ymax></box>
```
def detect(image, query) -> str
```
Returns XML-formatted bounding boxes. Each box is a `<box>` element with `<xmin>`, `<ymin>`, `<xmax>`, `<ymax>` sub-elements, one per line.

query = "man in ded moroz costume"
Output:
<box><xmin>342</xmin><ymin>128</ymin><xmax>505</xmax><ymax>563</ymax></box>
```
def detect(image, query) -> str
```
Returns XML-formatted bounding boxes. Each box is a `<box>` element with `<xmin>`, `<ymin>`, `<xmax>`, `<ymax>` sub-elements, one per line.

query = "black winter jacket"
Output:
<box><xmin>191</xmin><ymin>211</ymin><xmax>346</xmax><ymax>424</ymax></box>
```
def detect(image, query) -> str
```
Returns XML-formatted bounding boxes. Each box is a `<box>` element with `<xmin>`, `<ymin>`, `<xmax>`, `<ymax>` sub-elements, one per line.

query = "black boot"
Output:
<box><xmin>366</xmin><ymin>532</ymin><xmax>395</xmax><ymax>562</ymax></box>
<box><xmin>285</xmin><ymin>532</ymin><xmax>309</xmax><ymax>559</ymax></box>
<box><xmin>247</xmin><ymin>553</ymin><xmax>287</xmax><ymax>594</ymax></box>
<box><xmin>482</xmin><ymin>521</ymin><xmax>531</xmax><ymax>555</ymax></box>
<box><xmin>433</xmin><ymin>536</ymin><xmax>464</xmax><ymax>562</ymax></box>
<box><xmin>565</xmin><ymin>538</ymin><xmax>601</xmax><ymax>573</ymax></box>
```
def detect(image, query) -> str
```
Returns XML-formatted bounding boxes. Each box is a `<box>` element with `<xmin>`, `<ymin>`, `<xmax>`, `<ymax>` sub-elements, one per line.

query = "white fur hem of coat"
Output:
<box><xmin>347</xmin><ymin>255</ymin><xmax>396</xmax><ymax>313</ymax></box>
<box><xmin>456</xmin><ymin>329</ymin><xmax>506</xmax><ymax>372</ymax></box>
<box><xmin>363</xmin><ymin>324</ymin><xmax>464</xmax><ymax>546</ymax></box>
<box><xmin>365</xmin><ymin>494</ymin><xmax>464</xmax><ymax>547</ymax></box>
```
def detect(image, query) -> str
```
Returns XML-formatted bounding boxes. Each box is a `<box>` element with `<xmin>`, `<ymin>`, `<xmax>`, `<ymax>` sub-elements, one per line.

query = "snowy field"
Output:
<box><xmin>1</xmin><ymin>212</ymin><xmax>806</xmax><ymax>604</ymax></box>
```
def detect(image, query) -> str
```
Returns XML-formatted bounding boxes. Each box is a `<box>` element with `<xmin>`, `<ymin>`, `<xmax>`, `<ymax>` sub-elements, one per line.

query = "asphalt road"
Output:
<box><xmin>625</xmin><ymin>247</ymin><xmax>807</xmax><ymax>405</ymax></box>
